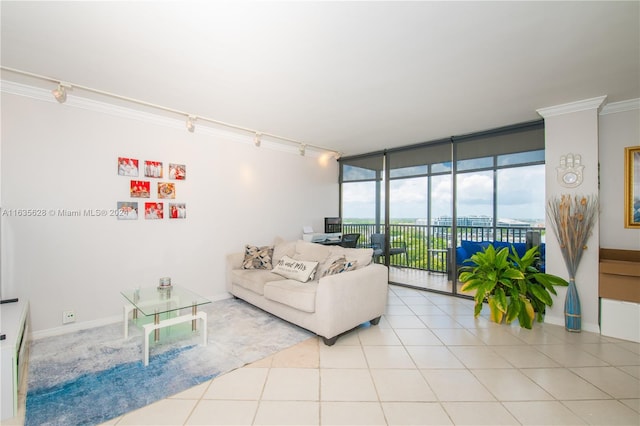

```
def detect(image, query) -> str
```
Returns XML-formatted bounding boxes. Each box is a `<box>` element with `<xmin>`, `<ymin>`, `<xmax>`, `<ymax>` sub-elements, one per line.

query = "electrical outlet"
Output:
<box><xmin>63</xmin><ymin>310</ymin><xmax>76</xmax><ymax>324</ymax></box>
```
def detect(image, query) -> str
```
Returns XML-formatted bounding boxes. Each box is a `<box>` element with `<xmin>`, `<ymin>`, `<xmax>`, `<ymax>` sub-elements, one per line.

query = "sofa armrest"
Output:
<box><xmin>226</xmin><ymin>252</ymin><xmax>245</xmax><ymax>292</ymax></box>
<box><xmin>314</xmin><ymin>263</ymin><xmax>388</xmax><ymax>338</ymax></box>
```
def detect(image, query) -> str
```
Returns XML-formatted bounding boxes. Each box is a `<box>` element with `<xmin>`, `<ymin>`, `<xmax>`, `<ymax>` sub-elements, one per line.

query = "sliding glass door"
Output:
<box><xmin>339</xmin><ymin>153</ymin><xmax>385</xmax><ymax>256</ymax></box>
<box><xmin>386</xmin><ymin>142</ymin><xmax>453</xmax><ymax>289</ymax></box>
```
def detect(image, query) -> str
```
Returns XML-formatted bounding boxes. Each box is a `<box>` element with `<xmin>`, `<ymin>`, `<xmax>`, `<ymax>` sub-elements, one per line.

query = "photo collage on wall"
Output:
<box><xmin>117</xmin><ymin>157</ymin><xmax>187</xmax><ymax>220</ymax></box>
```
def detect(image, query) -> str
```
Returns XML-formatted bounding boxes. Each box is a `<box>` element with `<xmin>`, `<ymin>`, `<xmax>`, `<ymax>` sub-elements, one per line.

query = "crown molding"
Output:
<box><xmin>536</xmin><ymin>95</ymin><xmax>608</xmax><ymax>118</ymax></box>
<box><xmin>1</xmin><ymin>79</ymin><xmax>327</xmax><ymax>158</ymax></box>
<box><xmin>600</xmin><ymin>98</ymin><xmax>640</xmax><ymax>115</ymax></box>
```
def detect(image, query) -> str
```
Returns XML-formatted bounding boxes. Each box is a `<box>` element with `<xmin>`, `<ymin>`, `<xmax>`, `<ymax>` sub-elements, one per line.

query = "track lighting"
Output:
<box><xmin>4</xmin><ymin>68</ymin><xmax>339</xmax><ymax>156</ymax></box>
<box><xmin>186</xmin><ymin>116</ymin><xmax>196</xmax><ymax>133</ymax></box>
<box><xmin>52</xmin><ymin>83</ymin><xmax>68</xmax><ymax>103</ymax></box>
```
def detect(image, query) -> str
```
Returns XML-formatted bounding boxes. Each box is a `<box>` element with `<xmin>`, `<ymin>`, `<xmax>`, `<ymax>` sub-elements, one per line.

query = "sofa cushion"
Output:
<box><xmin>242</xmin><ymin>244</ymin><xmax>274</xmax><ymax>270</ymax></box>
<box><xmin>272</xmin><ymin>237</ymin><xmax>297</xmax><ymax>264</ymax></box>
<box><xmin>264</xmin><ymin>279</ymin><xmax>318</xmax><ymax>313</ymax></box>
<box><xmin>230</xmin><ymin>269</ymin><xmax>283</xmax><ymax>295</ymax></box>
<box><xmin>492</xmin><ymin>241</ymin><xmax>511</xmax><ymax>253</ymax></box>
<box><xmin>294</xmin><ymin>240</ymin><xmax>331</xmax><ymax>263</ymax></box>
<box><xmin>272</xmin><ymin>255</ymin><xmax>319</xmax><ymax>283</ymax></box>
<box><xmin>460</xmin><ymin>240</ymin><xmax>482</xmax><ymax>258</ymax></box>
<box><xmin>456</xmin><ymin>246</ymin><xmax>475</xmax><ymax>267</ymax></box>
<box><xmin>511</xmin><ymin>243</ymin><xmax>527</xmax><ymax>258</ymax></box>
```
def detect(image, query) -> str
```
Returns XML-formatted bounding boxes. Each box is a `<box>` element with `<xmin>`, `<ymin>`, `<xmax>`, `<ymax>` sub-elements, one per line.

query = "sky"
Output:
<box><xmin>342</xmin><ymin>164</ymin><xmax>545</xmax><ymax>222</ymax></box>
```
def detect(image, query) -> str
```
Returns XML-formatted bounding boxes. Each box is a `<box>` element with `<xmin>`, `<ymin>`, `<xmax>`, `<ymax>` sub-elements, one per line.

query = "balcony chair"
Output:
<box><xmin>370</xmin><ymin>233</ymin><xmax>409</xmax><ymax>265</ymax></box>
<box><xmin>340</xmin><ymin>233</ymin><xmax>360</xmax><ymax>248</ymax></box>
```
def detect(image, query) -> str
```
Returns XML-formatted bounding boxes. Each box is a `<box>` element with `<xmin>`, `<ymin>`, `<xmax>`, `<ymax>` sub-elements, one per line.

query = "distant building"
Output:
<box><xmin>496</xmin><ymin>218</ymin><xmax>531</xmax><ymax>228</ymax></box>
<box><xmin>430</xmin><ymin>216</ymin><xmax>536</xmax><ymax>227</ymax></box>
<box><xmin>432</xmin><ymin>215</ymin><xmax>492</xmax><ymax>227</ymax></box>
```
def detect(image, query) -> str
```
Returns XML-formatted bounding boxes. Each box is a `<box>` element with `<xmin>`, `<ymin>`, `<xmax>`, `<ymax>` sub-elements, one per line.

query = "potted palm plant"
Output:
<box><xmin>459</xmin><ymin>244</ymin><xmax>568</xmax><ymax>329</ymax></box>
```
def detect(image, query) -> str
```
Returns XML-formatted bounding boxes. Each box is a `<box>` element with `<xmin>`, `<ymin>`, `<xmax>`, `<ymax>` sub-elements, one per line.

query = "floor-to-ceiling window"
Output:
<box><xmin>339</xmin><ymin>153</ymin><xmax>385</xmax><ymax>252</ymax></box>
<box><xmin>339</xmin><ymin>120</ymin><xmax>545</xmax><ymax>297</ymax></box>
<box><xmin>386</xmin><ymin>141</ymin><xmax>453</xmax><ymax>289</ymax></box>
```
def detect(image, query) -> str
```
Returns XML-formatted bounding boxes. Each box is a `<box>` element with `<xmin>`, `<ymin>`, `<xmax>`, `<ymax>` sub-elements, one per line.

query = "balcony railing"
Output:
<box><xmin>342</xmin><ymin>223</ymin><xmax>544</xmax><ymax>274</ymax></box>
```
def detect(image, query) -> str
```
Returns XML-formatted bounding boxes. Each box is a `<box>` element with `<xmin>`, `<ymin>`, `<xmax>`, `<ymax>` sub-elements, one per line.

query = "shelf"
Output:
<box><xmin>599</xmin><ymin>248</ymin><xmax>640</xmax><ymax>303</ymax></box>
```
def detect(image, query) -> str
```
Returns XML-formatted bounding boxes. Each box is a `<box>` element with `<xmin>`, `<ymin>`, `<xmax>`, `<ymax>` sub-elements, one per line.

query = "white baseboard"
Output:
<box><xmin>31</xmin><ymin>315</ymin><xmax>122</xmax><ymax>340</ymax></box>
<box><xmin>544</xmin><ymin>314</ymin><xmax>601</xmax><ymax>334</ymax></box>
<box><xmin>31</xmin><ymin>292</ymin><xmax>234</xmax><ymax>340</ymax></box>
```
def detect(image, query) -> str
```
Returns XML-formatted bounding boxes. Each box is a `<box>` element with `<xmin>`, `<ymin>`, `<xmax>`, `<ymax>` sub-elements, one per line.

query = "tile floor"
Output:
<box><xmin>12</xmin><ymin>285</ymin><xmax>640</xmax><ymax>425</ymax></box>
<box><xmin>387</xmin><ymin>267</ymin><xmax>475</xmax><ymax>297</ymax></box>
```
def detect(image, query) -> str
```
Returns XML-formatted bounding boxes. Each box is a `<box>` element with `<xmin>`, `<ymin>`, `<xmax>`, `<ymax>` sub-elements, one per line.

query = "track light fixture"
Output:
<box><xmin>4</xmin><ymin>68</ymin><xmax>341</xmax><ymax>157</ymax></box>
<box><xmin>52</xmin><ymin>83</ymin><xmax>68</xmax><ymax>103</ymax></box>
<box><xmin>186</xmin><ymin>115</ymin><xmax>196</xmax><ymax>133</ymax></box>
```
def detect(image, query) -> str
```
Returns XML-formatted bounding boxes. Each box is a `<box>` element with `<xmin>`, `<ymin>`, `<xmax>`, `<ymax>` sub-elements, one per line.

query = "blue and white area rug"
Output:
<box><xmin>25</xmin><ymin>298</ymin><xmax>312</xmax><ymax>426</ymax></box>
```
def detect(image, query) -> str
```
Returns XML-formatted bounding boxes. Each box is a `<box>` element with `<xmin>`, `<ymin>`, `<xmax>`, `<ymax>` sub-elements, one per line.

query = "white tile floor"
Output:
<box><xmin>11</xmin><ymin>285</ymin><xmax>640</xmax><ymax>425</ymax></box>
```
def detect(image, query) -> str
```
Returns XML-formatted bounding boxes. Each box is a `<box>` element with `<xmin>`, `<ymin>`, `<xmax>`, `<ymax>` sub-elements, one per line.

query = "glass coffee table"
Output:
<box><xmin>121</xmin><ymin>285</ymin><xmax>211</xmax><ymax>366</ymax></box>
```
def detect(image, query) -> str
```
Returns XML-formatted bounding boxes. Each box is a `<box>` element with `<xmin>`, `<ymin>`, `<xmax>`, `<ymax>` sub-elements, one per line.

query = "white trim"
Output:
<box><xmin>0</xmin><ymin>80</ymin><xmax>49</xmax><ymax>101</ymax></box>
<box><xmin>544</xmin><ymin>314</ymin><xmax>601</xmax><ymax>334</ymax></box>
<box><xmin>600</xmin><ymin>98</ymin><xmax>640</xmax><ymax>115</ymax></box>
<box><xmin>30</xmin><ymin>292</ymin><xmax>232</xmax><ymax>340</ymax></box>
<box><xmin>1</xmin><ymin>80</ymin><xmax>327</xmax><ymax>158</ymax></box>
<box><xmin>536</xmin><ymin>95</ymin><xmax>608</xmax><ymax>118</ymax></box>
<box><xmin>31</xmin><ymin>315</ymin><xmax>122</xmax><ymax>340</ymax></box>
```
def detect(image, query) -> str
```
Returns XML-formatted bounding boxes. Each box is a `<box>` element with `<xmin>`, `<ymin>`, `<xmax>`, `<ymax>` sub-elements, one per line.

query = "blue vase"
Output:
<box><xmin>564</xmin><ymin>277</ymin><xmax>581</xmax><ymax>332</ymax></box>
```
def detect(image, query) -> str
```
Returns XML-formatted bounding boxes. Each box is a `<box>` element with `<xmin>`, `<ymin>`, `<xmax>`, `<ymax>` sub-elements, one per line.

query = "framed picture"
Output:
<box><xmin>118</xmin><ymin>157</ymin><xmax>139</xmax><ymax>177</ymax></box>
<box><xmin>130</xmin><ymin>180</ymin><xmax>150</xmax><ymax>198</ymax></box>
<box><xmin>144</xmin><ymin>202</ymin><xmax>164</xmax><ymax>220</ymax></box>
<box><xmin>117</xmin><ymin>202</ymin><xmax>138</xmax><ymax>220</ymax></box>
<box><xmin>169</xmin><ymin>203</ymin><xmax>186</xmax><ymax>219</ymax></box>
<box><xmin>169</xmin><ymin>163</ymin><xmax>186</xmax><ymax>180</ymax></box>
<box><xmin>144</xmin><ymin>160</ymin><xmax>163</xmax><ymax>178</ymax></box>
<box><xmin>157</xmin><ymin>182</ymin><xmax>175</xmax><ymax>199</ymax></box>
<box><xmin>624</xmin><ymin>146</ymin><xmax>640</xmax><ymax>228</ymax></box>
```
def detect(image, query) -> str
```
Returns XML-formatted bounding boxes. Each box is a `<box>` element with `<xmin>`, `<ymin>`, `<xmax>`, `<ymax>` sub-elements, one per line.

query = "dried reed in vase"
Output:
<box><xmin>546</xmin><ymin>194</ymin><xmax>599</xmax><ymax>278</ymax></box>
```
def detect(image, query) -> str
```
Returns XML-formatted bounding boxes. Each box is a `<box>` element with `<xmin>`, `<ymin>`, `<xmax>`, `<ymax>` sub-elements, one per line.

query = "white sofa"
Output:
<box><xmin>226</xmin><ymin>238</ymin><xmax>388</xmax><ymax>345</ymax></box>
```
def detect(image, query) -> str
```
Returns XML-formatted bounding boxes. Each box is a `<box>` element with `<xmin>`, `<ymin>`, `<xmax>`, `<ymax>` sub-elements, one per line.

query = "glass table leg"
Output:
<box><xmin>192</xmin><ymin>303</ymin><xmax>197</xmax><ymax>331</ymax></box>
<box><xmin>154</xmin><ymin>310</ymin><xmax>160</xmax><ymax>342</ymax></box>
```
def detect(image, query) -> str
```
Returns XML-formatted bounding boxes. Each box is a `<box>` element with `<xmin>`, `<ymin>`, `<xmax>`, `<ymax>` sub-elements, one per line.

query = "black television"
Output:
<box><xmin>324</xmin><ymin>217</ymin><xmax>342</xmax><ymax>233</ymax></box>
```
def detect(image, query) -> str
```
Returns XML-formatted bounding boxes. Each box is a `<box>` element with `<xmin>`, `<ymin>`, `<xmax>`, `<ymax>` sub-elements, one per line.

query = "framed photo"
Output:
<box><xmin>117</xmin><ymin>202</ymin><xmax>138</xmax><ymax>220</ymax></box>
<box><xmin>144</xmin><ymin>202</ymin><xmax>164</xmax><ymax>220</ymax></box>
<box><xmin>169</xmin><ymin>163</ymin><xmax>186</xmax><ymax>180</ymax></box>
<box><xmin>130</xmin><ymin>180</ymin><xmax>150</xmax><ymax>198</ymax></box>
<box><xmin>169</xmin><ymin>203</ymin><xmax>186</xmax><ymax>219</ymax></box>
<box><xmin>118</xmin><ymin>157</ymin><xmax>139</xmax><ymax>177</ymax></box>
<box><xmin>144</xmin><ymin>160</ymin><xmax>163</xmax><ymax>178</ymax></box>
<box><xmin>624</xmin><ymin>146</ymin><xmax>640</xmax><ymax>228</ymax></box>
<box><xmin>157</xmin><ymin>182</ymin><xmax>175</xmax><ymax>199</ymax></box>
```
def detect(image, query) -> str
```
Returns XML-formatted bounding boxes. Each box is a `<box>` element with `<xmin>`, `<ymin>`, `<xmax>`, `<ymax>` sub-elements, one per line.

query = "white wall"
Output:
<box><xmin>539</xmin><ymin>98</ymin><xmax>603</xmax><ymax>333</ymax></box>
<box><xmin>539</xmin><ymin>98</ymin><xmax>640</xmax><ymax>333</ymax></box>
<box><xmin>1</xmin><ymin>90</ymin><xmax>338</xmax><ymax>334</ymax></box>
<box><xmin>599</xmin><ymin>104</ymin><xmax>640</xmax><ymax>250</ymax></box>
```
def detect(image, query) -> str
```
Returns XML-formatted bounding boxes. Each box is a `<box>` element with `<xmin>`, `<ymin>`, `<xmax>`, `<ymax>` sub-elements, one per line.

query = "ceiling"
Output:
<box><xmin>1</xmin><ymin>1</ymin><xmax>639</xmax><ymax>157</ymax></box>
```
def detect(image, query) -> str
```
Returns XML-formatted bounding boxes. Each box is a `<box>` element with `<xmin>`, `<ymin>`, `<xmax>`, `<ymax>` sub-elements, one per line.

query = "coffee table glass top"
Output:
<box><xmin>121</xmin><ymin>286</ymin><xmax>211</xmax><ymax>316</ymax></box>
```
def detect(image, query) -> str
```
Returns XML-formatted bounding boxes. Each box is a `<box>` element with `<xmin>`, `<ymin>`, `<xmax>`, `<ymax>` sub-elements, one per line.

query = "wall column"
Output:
<box><xmin>537</xmin><ymin>96</ymin><xmax>606</xmax><ymax>333</ymax></box>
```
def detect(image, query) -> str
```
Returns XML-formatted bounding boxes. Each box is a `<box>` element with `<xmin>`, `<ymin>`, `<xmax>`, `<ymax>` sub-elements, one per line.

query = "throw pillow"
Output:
<box><xmin>328</xmin><ymin>246</ymin><xmax>373</xmax><ymax>269</ymax></box>
<box><xmin>242</xmin><ymin>244</ymin><xmax>274</xmax><ymax>270</ymax></box>
<box><xmin>317</xmin><ymin>254</ymin><xmax>344</xmax><ymax>278</ymax></box>
<box><xmin>272</xmin><ymin>255</ymin><xmax>319</xmax><ymax>283</ymax></box>
<box><xmin>323</xmin><ymin>256</ymin><xmax>358</xmax><ymax>277</ymax></box>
